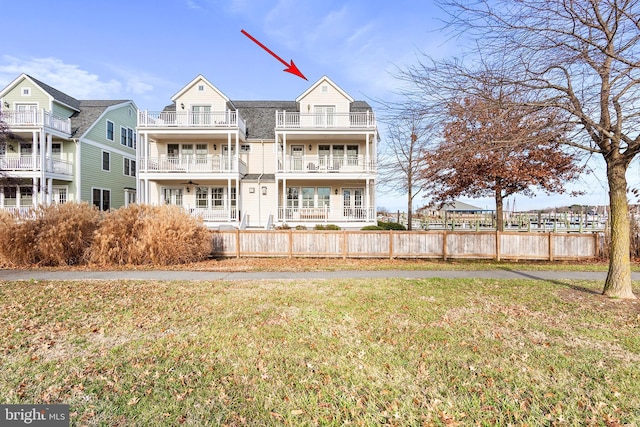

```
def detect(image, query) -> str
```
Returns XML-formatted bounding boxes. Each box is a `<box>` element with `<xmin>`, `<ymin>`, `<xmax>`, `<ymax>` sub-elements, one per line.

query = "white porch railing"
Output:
<box><xmin>189</xmin><ymin>207</ymin><xmax>237</xmax><ymax>222</ymax></box>
<box><xmin>138</xmin><ymin>110</ymin><xmax>247</xmax><ymax>135</ymax></box>
<box><xmin>1</xmin><ymin>109</ymin><xmax>71</xmax><ymax>134</ymax></box>
<box><xmin>0</xmin><ymin>206</ymin><xmax>36</xmax><ymax>217</ymax></box>
<box><xmin>278</xmin><ymin>206</ymin><xmax>376</xmax><ymax>223</ymax></box>
<box><xmin>140</xmin><ymin>155</ymin><xmax>247</xmax><ymax>175</ymax></box>
<box><xmin>0</xmin><ymin>155</ymin><xmax>73</xmax><ymax>176</ymax></box>
<box><xmin>276</xmin><ymin>111</ymin><xmax>376</xmax><ymax>129</ymax></box>
<box><xmin>278</xmin><ymin>155</ymin><xmax>375</xmax><ymax>173</ymax></box>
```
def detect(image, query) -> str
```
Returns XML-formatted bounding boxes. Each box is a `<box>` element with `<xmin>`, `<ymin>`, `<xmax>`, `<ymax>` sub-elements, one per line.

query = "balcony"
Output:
<box><xmin>1</xmin><ymin>109</ymin><xmax>71</xmax><ymax>135</ymax></box>
<box><xmin>278</xmin><ymin>206</ymin><xmax>376</xmax><ymax>223</ymax></box>
<box><xmin>276</xmin><ymin>111</ymin><xmax>376</xmax><ymax>130</ymax></box>
<box><xmin>278</xmin><ymin>155</ymin><xmax>376</xmax><ymax>173</ymax></box>
<box><xmin>140</xmin><ymin>155</ymin><xmax>247</xmax><ymax>175</ymax></box>
<box><xmin>138</xmin><ymin>110</ymin><xmax>247</xmax><ymax>135</ymax></box>
<box><xmin>0</xmin><ymin>155</ymin><xmax>73</xmax><ymax>176</ymax></box>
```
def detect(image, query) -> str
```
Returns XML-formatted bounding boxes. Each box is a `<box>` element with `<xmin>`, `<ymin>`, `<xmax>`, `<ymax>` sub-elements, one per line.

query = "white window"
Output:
<box><xmin>102</xmin><ymin>151</ymin><xmax>110</xmax><ymax>171</ymax></box>
<box><xmin>53</xmin><ymin>187</ymin><xmax>68</xmax><ymax>204</ymax></box>
<box><xmin>124</xmin><ymin>189</ymin><xmax>136</xmax><ymax>206</ymax></box>
<box><xmin>120</xmin><ymin>127</ymin><xmax>127</xmax><ymax>146</ymax></box>
<box><xmin>92</xmin><ymin>188</ymin><xmax>111</xmax><ymax>211</ymax></box>
<box><xmin>123</xmin><ymin>158</ymin><xmax>136</xmax><ymax>177</ymax></box>
<box><xmin>240</xmin><ymin>144</ymin><xmax>251</xmax><ymax>153</ymax></box>
<box><xmin>106</xmin><ymin>120</ymin><xmax>115</xmax><ymax>141</ymax></box>
<box><xmin>127</xmin><ymin>128</ymin><xmax>134</xmax><ymax>148</ymax></box>
<box><xmin>198</xmin><ymin>84</ymin><xmax>205</xmax><ymax>91</ymax></box>
<box><xmin>22</xmin><ymin>87</ymin><xmax>31</xmax><ymax>96</ymax></box>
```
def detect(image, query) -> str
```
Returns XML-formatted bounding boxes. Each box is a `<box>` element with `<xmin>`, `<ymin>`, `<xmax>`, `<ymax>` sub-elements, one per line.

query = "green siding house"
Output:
<box><xmin>0</xmin><ymin>74</ymin><xmax>137</xmax><ymax>211</ymax></box>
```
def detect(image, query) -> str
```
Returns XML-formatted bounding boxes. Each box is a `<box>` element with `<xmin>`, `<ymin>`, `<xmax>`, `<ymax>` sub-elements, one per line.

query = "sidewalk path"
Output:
<box><xmin>1</xmin><ymin>269</ymin><xmax>638</xmax><ymax>282</ymax></box>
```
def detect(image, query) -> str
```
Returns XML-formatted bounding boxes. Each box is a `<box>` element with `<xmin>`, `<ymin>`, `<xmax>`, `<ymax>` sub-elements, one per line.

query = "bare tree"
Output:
<box><xmin>378</xmin><ymin>105</ymin><xmax>433</xmax><ymax>230</ymax></box>
<box><xmin>414</xmin><ymin>0</ymin><xmax>640</xmax><ymax>299</ymax></box>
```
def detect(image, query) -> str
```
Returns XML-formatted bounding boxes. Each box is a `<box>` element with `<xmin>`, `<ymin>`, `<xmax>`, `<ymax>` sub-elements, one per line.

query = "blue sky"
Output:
<box><xmin>0</xmin><ymin>0</ymin><xmax>621</xmax><ymax>211</ymax></box>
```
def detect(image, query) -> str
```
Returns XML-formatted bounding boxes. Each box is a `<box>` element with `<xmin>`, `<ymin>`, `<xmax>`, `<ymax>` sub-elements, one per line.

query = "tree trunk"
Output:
<box><xmin>603</xmin><ymin>159</ymin><xmax>636</xmax><ymax>299</ymax></box>
<box><xmin>495</xmin><ymin>191</ymin><xmax>504</xmax><ymax>232</ymax></box>
<box><xmin>406</xmin><ymin>169</ymin><xmax>413</xmax><ymax>231</ymax></box>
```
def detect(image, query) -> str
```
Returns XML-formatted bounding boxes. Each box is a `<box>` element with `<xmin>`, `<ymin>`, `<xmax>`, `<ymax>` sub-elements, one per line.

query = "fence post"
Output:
<box><xmin>496</xmin><ymin>231</ymin><xmax>501</xmax><ymax>261</ymax></box>
<box><xmin>442</xmin><ymin>230</ymin><xmax>448</xmax><ymax>261</ymax></box>
<box><xmin>389</xmin><ymin>230</ymin><xmax>394</xmax><ymax>259</ymax></box>
<box><xmin>236</xmin><ymin>229</ymin><xmax>240</xmax><ymax>258</ymax></box>
<box><xmin>343</xmin><ymin>230</ymin><xmax>348</xmax><ymax>259</ymax></box>
<box><xmin>289</xmin><ymin>228</ymin><xmax>293</xmax><ymax>259</ymax></box>
<box><xmin>549</xmin><ymin>232</ymin><xmax>554</xmax><ymax>261</ymax></box>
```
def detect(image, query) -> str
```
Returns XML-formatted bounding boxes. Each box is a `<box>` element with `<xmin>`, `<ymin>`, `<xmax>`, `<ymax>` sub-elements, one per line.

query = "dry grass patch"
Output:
<box><xmin>1</xmin><ymin>278</ymin><xmax>639</xmax><ymax>425</ymax></box>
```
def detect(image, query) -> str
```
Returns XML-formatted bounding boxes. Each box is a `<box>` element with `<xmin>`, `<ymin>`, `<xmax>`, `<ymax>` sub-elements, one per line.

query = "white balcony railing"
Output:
<box><xmin>0</xmin><ymin>155</ymin><xmax>73</xmax><ymax>176</ymax></box>
<box><xmin>278</xmin><ymin>206</ymin><xmax>376</xmax><ymax>223</ymax></box>
<box><xmin>189</xmin><ymin>207</ymin><xmax>238</xmax><ymax>222</ymax></box>
<box><xmin>140</xmin><ymin>155</ymin><xmax>247</xmax><ymax>175</ymax></box>
<box><xmin>138</xmin><ymin>110</ymin><xmax>247</xmax><ymax>135</ymax></box>
<box><xmin>276</xmin><ymin>111</ymin><xmax>376</xmax><ymax>129</ymax></box>
<box><xmin>1</xmin><ymin>109</ymin><xmax>71</xmax><ymax>135</ymax></box>
<box><xmin>278</xmin><ymin>155</ymin><xmax>376</xmax><ymax>173</ymax></box>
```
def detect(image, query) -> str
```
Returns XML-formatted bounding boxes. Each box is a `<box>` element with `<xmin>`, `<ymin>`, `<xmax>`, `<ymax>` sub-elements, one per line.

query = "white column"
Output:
<box><xmin>282</xmin><ymin>133</ymin><xmax>287</xmax><ymax>172</ymax></box>
<box><xmin>47</xmin><ymin>178</ymin><xmax>53</xmax><ymax>205</ymax></box>
<box><xmin>227</xmin><ymin>133</ymin><xmax>232</xmax><ymax>171</ymax></box>
<box><xmin>47</xmin><ymin>133</ymin><xmax>53</xmax><ymax>172</ymax></box>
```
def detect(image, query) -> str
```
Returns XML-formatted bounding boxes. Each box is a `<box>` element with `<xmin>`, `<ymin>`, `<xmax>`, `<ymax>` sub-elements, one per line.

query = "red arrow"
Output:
<box><xmin>241</xmin><ymin>29</ymin><xmax>308</xmax><ymax>80</ymax></box>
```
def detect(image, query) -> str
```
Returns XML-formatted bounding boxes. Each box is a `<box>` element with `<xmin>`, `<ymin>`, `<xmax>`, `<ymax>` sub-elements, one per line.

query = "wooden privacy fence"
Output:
<box><xmin>211</xmin><ymin>230</ymin><xmax>601</xmax><ymax>260</ymax></box>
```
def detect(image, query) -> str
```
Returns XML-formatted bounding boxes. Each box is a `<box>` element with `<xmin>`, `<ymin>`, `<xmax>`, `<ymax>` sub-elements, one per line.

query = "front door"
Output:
<box><xmin>162</xmin><ymin>188</ymin><xmax>183</xmax><ymax>206</ymax></box>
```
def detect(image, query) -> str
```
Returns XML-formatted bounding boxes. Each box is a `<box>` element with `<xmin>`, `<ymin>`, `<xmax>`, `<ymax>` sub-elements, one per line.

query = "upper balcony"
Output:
<box><xmin>139</xmin><ymin>155</ymin><xmax>247</xmax><ymax>176</ymax></box>
<box><xmin>138</xmin><ymin>110</ymin><xmax>247</xmax><ymax>135</ymax></box>
<box><xmin>278</xmin><ymin>154</ymin><xmax>376</xmax><ymax>174</ymax></box>
<box><xmin>1</xmin><ymin>109</ymin><xmax>71</xmax><ymax>135</ymax></box>
<box><xmin>276</xmin><ymin>111</ymin><xmax>376</xmax><ymax>130</ymax></box>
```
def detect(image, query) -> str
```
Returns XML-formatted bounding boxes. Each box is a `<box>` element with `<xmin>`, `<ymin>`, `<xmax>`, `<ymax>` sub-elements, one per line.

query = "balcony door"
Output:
<box><xmin>291</xmin><ymin>145</ymin><xmax>304</xmax><ymax>171</ymax></box>
<box><xmin>15</xmin><ymin>104</ymin><xmax>37</xmax><ymax>124</ymax></box>
<box><xmin>191</xmin><ymin>105</ymin><xmax>211</xmax><ymax>125</ymax></box>
<box><xmin>343</xmin><ymin>188</ymin><xmax>365</xmax><ymax>219</ymax></box>
<box><xmin>162</xmin><ymin>188</ymin><xmax>183</xmax><ymax>206</ymax></box>
<box><xmin>314</xmin><ymin>105</ymin><xmax>335</xmax><ymax>127</ymax></box>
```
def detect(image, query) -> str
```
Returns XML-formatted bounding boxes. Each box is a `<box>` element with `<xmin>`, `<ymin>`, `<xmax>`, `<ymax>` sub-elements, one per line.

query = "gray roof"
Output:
<box><xmin>234</xmin><ymin>101</ymin><xmax>295</xmax><ymax>140</ymax></box>
<box><xmin>242</xmin><ymin>173</ymin><xmax>276</xmax><ymax>182</ymax></box>
<box><xmin>71</xmin><ymin>100</ymin><xmax>131</xmax><ymax>138</ymax></box>
<box><xmin>27</xmin><ymin>75</ymin><xmax>81</xmax><ymax>111</ymax></box>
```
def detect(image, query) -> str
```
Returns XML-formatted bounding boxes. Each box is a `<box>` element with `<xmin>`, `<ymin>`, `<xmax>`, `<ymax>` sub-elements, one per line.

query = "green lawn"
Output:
<box><xmin>1</xmin><ymin>278</ymin><xmax>639</xmax><ymax>425</ymax></box>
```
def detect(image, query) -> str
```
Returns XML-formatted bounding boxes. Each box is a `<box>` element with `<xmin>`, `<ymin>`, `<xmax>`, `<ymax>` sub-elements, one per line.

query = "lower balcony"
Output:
<box><xmin>277</xmin><ymin>206</ymin><xmax>376</xmax><ymax>223</ymax></box>
<box><xmin>188</xmin><ymin>207</ymin><xmax>238</xmax><ymax>222</ymax></box>
<box><xmin>0</xmin><ymin>155</ymin><xmax>73</xmax><ymax>175</ymax></box>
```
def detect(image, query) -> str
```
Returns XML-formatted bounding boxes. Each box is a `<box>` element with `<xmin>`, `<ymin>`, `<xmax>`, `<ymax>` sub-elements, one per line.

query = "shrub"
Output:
<box><xmin>36</xmin><ymin>203</ymin><xmax>102</xmax><ymax>266</ymax></box>
<box><xmin>361</xmin><ymin>225</ymin><xmax>384</xmax><ymax>230</ymax></box>
<box><xmin>314</xmin><ymin>224</ymin><xmax>341</xmax><ymax>230</ymax></box>
<box><xmin>295</xmin><ymin>225</ymin><xmax>307</xmax><ymax>230</ymax></box>
<box><xmin>90</xmin><ymin>204</ymin><xmax>211</xmax><ymax>266</ymax></box>
<box><xmin>0</xmin><ymin>203</ymin><xmax>101</xmax><ymax>267</ymax></box>
<box><xmin>377</xmin><ymin>221</ymin><xmax>406</xmax><ymax>231</ymax></box>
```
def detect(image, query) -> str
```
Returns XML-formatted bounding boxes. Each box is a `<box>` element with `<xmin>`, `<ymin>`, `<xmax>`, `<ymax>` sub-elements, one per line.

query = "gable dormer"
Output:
<box><xmin>295</xmin><ymin>76</ymin><xmax>354</xmax><ymax>115</ymax></box>
<box><xmin>0</xmin><ymin>73</ymin><xmax>79</xmax><ymax>119</ymax></box>
<box><xmin>171</xmin><ymin>74</ymin><xmax>232</xmax><ymax>113</ymax></box>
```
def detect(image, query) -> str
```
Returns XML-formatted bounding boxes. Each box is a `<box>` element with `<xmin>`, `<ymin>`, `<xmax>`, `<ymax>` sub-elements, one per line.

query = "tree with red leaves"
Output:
<box><xmin>422</xmin><ymin>93</ymin><xmax>582</xmax><ymax>231</ymax></box>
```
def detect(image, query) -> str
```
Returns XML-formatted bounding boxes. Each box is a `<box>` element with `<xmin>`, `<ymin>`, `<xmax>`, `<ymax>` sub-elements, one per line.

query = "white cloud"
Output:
<box><xmin>0</xmin><ymin>55</ymin><xmax>122</xmax><ymax>99</ymax></box>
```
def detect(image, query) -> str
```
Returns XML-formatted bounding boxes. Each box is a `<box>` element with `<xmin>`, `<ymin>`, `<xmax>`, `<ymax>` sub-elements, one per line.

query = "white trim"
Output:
<box><xmin>75</xmin><ymin>100</ymin><xmax>137</xmax><ymax>141</ymax></box>
<box><xmin>295</xmin><ymin>76</ymin><xmax>354</xmax><ymax>103</ymax></box>
<box><xmin>170</xmin><ymin>74</ymin><xmax>230</xmax><ymax>103</ymax></box>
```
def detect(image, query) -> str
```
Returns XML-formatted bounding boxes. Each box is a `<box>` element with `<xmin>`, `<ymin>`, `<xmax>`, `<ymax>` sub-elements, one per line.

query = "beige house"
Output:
<box><xmin>137</xmin><ymin>75</ymin><xmax>378</xmax><ymax>229</ymax></box>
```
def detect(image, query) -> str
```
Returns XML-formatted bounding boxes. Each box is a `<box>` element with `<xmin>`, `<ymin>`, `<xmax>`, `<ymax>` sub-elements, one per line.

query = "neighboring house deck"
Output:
<box><xmin>0</xmin><ymin>74</ymin><xmax>137</xmax><ymax>212</ymax></box>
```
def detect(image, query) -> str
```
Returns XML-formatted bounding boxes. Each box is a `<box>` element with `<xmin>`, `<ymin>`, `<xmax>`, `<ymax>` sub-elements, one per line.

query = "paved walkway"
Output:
<box><xmin>1</xmin><ymin>269</ymin><xmax>638</xmax><ymax>282</ymax></box>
